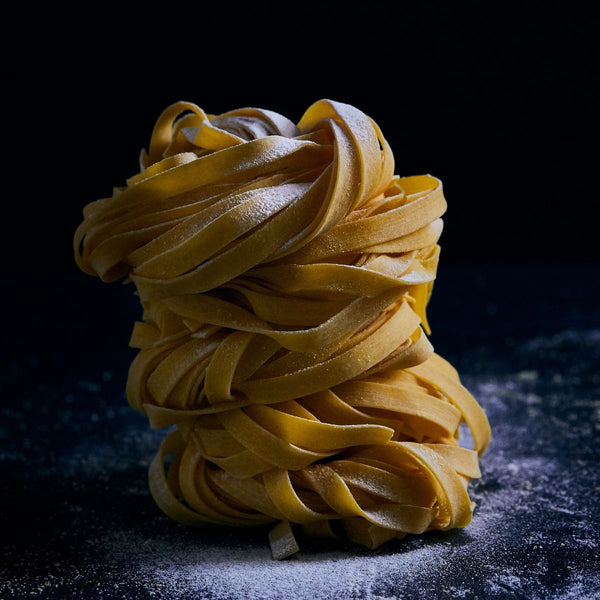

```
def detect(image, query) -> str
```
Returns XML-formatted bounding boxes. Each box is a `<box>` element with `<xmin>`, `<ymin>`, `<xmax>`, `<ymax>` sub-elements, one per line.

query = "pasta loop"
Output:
<box><xmin>74</xmin><ymin>99</ymin><xmax>491</xmax><ymax>558</ymax></box>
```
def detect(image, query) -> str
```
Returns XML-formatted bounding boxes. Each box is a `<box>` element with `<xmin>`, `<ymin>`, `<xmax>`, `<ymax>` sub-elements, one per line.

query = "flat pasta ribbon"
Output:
<box><xmin>74</xmin><ymin>99</ymin><xmax>491</xmax><ymax>559</ymax></box>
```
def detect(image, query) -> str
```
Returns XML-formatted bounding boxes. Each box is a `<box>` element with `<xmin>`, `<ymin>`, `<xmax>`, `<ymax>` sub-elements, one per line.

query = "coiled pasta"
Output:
<box><xmin>74</xmin><ymin>99</ymin><xmax>491</xmax><ymax>558</ymax></box>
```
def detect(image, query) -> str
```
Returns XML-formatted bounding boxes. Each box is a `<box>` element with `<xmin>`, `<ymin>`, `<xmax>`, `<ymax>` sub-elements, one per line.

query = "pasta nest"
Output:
<box><xmin>74</xmin><ymin>99</ymin><xmax>491</xmax><ymax>558</ymax></box>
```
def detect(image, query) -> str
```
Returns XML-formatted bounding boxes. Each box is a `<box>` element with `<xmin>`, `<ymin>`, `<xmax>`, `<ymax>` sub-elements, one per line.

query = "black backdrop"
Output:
<box><xmin>10</xmin><ymin>0</ymin><xmax>599</xmax><ymax>277</ymax></box>
<box><xmin>3</xmin><ymin>4</ymin><xmax>600</xmax><ymax>597</ymax></box>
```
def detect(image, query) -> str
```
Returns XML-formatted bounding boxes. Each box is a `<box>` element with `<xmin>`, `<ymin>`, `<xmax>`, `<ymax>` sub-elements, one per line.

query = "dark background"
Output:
<box><xmin>9</xmin><ymin>0</ymin><xmax>599</xmax><ymax>277</ymax></box>
<box><xmin>2</xmin><ymin>3</ymin><xmax>599</xmax><ymax>598</ymax></box>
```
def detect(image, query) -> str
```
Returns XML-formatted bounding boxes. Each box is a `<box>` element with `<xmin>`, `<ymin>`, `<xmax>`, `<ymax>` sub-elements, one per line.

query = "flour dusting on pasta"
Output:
<box><xmin>73</xmin><ymin>99</ymin><xmax>491</xmax><ymax>558</ymax></box>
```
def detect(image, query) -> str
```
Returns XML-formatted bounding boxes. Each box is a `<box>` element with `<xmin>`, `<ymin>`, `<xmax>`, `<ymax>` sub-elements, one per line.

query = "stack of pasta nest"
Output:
<box><xmin>74</xmin><ymin>99</ymin><xmax>491</xmax><ymax>558</ymax></box>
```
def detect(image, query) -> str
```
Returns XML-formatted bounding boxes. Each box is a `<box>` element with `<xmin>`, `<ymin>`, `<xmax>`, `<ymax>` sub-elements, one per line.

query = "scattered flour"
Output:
<box><xmin>2</xmin><ymin>327</ymin><xmax>600</xmax><ymax>599</ymax></box>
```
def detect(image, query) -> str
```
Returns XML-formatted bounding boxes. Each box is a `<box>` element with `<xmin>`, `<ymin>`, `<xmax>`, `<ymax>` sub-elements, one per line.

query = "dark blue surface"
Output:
<box><xmin>1</xmin><ymin>262</ymin><xmax>599</xmax><ymax>599</ymax></box>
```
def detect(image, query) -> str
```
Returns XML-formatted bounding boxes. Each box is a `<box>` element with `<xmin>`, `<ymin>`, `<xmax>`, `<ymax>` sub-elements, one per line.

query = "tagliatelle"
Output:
<box><xmin>74</xmin><ymin>99</ymin><xmax>491</xmax><ymax>559</ymax></box>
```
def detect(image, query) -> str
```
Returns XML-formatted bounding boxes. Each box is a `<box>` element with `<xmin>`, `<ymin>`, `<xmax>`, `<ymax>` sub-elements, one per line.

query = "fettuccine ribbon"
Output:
<box><xmin>74</xmin><ymin>99</ymin><xmax>491</xmax><ymax>558</ymax></box>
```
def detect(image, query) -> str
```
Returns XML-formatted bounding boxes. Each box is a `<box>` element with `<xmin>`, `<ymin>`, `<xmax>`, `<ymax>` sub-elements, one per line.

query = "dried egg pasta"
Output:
<box><xmin>74</xmin><ymin>99</ymin><xmax>490</xmax><ymax>559</ymax></box>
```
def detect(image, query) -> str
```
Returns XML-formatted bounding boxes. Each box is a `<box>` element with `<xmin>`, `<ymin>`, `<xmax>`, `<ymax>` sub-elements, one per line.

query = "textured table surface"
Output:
<box><xmin>2</xmin><ymin>262</ymin><xmax>599</xmax><ymax>599</ymax></box>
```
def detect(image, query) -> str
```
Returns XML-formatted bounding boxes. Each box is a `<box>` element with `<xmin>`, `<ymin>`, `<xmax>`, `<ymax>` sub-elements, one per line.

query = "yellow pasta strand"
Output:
<box><xmin>74</xmin><ymin>98</ymin><xmax>491</xmax><ymax>559</ymax></box>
